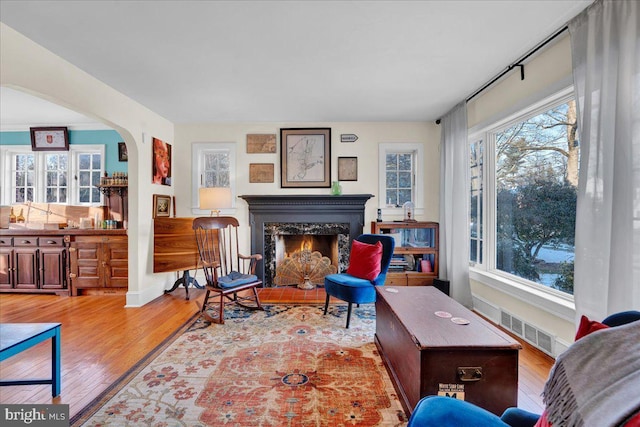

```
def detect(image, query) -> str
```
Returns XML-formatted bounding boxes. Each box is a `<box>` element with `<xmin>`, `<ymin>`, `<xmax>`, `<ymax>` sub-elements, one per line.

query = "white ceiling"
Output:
<box><xmin>0</xmin><ymin>0</ymin><xmax>592</xmax><ymax>130</ymax></box>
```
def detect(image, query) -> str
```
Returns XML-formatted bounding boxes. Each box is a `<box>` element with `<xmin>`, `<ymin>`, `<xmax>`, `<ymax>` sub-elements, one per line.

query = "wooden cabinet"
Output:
<box><xmin>0</xmin><ymin>237</ymin><xmax>14</xmax><ymax>289</ymax></box>
<box><xmin>38</xmin><ymin>237</ymin><xmax>66</xmax><ymax>290</ymax></box>
<box><xmin>371</xmin><ymin>221</ymin><xmax>439</xmax><ymax>286</ymax></box>
<box><xmin>69</xmin><ymin>235</ymin><xmax>128</xmax><ymax>295</ymax></box>
<box><xmin>0</xmin><ymin>235</ymin><xmax>68</xmax><ymax>294</ymax></box>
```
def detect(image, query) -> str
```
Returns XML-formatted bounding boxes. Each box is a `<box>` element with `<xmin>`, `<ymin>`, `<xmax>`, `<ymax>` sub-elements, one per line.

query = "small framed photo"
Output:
<box><xmin>30</xmin><ymin>127</ymin><xmax>69</xmax><ymax>151</ymax></box>
<box><xmin>153</xmin><ymin>194</ymin><xmax>172</xmax><ymax>218</ymax></box>
<box><xmin>247</xmin><ymin>134</ymin><xmax>276</xmax><ymax>153</ymax></box>
<box><xmin>280</xmin><ymin>127</ymin><xmax>331</xmax><ymax>188</ymax></box>
<box><xmin>249</xmin><ymin>163</ymin><xmax>275</xmax><ymax>183</ymax></box>
<box><xmin>118</xmin><ymin>142</ymin><xmax>128</xmax><ymax>162</ymax></box>
<box><xmin>338</xmin><ymin>157</ymin><xmax>358</xmax><ymax>181</ymax></box>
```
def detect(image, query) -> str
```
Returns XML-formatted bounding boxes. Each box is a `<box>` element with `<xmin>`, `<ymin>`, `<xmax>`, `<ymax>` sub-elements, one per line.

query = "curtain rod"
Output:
<box><xmin>436</xmin><ymin>25</ymin><xmax>569</xmax><ymax>125</ymax></box>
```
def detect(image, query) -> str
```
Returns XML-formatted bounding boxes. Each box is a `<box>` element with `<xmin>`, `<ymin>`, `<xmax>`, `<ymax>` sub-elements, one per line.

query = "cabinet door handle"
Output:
<box><xmin>69</xmin><ymin>273</ymin><xmax>77</xmax><ymax>278</ymax></box>
<box><xmin>69</xmin><ymin>247</ymin><xmax>76</xmax><ymax>252</ymax></box>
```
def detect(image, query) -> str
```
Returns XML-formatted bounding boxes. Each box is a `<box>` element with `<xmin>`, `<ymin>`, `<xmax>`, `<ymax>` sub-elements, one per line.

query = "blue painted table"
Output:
<box><xmin>0</xmin><ymin>323</ymin><xmax>61</xmax><ymax>397</ymax></box>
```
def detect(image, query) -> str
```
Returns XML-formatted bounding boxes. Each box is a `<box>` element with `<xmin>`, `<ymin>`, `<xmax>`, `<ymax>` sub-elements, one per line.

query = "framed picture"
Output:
<box><xmin>153</xmin><ymin>194</ymin><xmax>172</xmax><ymax>218</ymax></box>
<box><xmin>249</xmin><ymin>163</ymin><xmax>275</xmax><ymax>183</ymax></box>
<box><xmin>247</xmin><ymin>134</ymin><xmax>276</xmax><ymax>153</ymax></box>
<box><xmin>280</xmin><ymin>128</ymin><xmax>331</xmax><ymax>188</ymax></box>
<box><xmin>118</xmin><ymin>142</ymin><xmax>128</xmax><ymax>162</ymax></box>
<box><xmin>338</xmin><ymin>157</ymin><xmax>358</xmax><ymax>181</ymax></box>
<box><xmin>152</xmin><ymin>137</ymin><xmax>172</xmax><ymax>186</ymax></box>
<box><xmin>30</xmin><ymin>127</ymin><xmax>69</xmax><ymax>151</ymax></box>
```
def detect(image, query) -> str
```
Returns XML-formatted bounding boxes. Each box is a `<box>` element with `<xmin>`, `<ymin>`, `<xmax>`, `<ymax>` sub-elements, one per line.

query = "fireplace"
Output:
<box><xmin>240</xmin><ymin>194</ymin><xmax>374</xmax><ymax>287</ymax></box>
<box><xmin>269</xmin><ymin>222</ymin><xmax>348</xmax><ymax>289</ymax></box>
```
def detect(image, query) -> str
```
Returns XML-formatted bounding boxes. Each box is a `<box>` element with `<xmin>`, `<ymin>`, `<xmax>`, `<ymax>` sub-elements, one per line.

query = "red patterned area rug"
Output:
<box><xmin>72</xmin><ymin>304</ymin><xmax>408</xmax><ymax>426</ymax></box>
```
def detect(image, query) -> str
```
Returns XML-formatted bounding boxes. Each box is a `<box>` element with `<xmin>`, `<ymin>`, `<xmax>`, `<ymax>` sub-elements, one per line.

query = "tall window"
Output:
<box><xmin>192</xmin><ymin>142</ymin><xmax>236</xmax><ymax>213</ymax></box>
<box><xmin>77</xmin><ymin>152</ymin><xmax>102</xmax><ymax>204</ymax></box>
<box><xmin>45</xmin><ymin>153</ymin><xmax>68</xmax><ymax>203</ymax></box>
<box><xmin>470</xmin><ymin>138</ymin><xmax>483</xmax><ymax>264</ymax></box>
<box><xmin>12</xmin><ymin>152</ymin><xmax>35</xmax><ymax>203</ymax></box>
<box><xmin>385</xmin><ymin>152</ymin><xmax>413</xmax><ymax>207</ymax></box>
<box><xmin>1</xmin><ymin>145</ymin><xmax>104</xmax><ymax>205</ymax></box>
<box><xmin>379</xmin><ymin>143</ymin><xmax>424</xmax><ymax>211</ymax></box>
<box><xmin>470</xmin><ymin>88</ymin><xmax>578</xmax><ymax>295</ymax></box>
<box><xmin>202</xmin><ymin>151</ymin><xmax>230</xmax><ymax>187</ymax></box>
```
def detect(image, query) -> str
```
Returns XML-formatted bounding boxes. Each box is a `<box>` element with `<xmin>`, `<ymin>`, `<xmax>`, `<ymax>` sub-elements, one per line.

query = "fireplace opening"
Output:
<box><xmin>274</xmin><ymin>235</ymin><xmax>338</xmax><ymax>289</ymax></box>
<box><xmin>278</xmin><ymin>235</ymin><xmax>338</xmax><ymax>264</ymax></box>
<box><xmin>263</xmin><ymin>222</ymin><xmax>351</xmax><ymax>287</ymax></box>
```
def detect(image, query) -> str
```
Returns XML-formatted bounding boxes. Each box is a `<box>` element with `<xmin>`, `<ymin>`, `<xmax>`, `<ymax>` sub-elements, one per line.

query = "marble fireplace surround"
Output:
<box><xmin>240</xmin><ymin>194</ymin><xmax>374</xmax><ymax>286</ymax></box>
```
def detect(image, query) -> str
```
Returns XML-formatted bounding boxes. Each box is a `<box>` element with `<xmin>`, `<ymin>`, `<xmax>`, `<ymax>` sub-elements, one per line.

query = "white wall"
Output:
<box><xmin>174</xmin><ymin>122</ymin><xmax>440</xmax><ymax>254</ymax></box>
<box><xmin>0</xmin><ymin>23</ymin><xmax>176</xmax><ymax>307</ymax></box>
<box><xmin>466</xmin><ymin>33</ymin><xmax>576</xmax><ymax>352</ymax></box>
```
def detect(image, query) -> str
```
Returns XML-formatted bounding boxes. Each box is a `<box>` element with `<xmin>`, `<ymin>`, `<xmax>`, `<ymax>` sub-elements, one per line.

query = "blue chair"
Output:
<box><xmin>323</xmin><ymin>234</ymin><xmax>395</xmax><ymax>328</ymax></box>
<box><xmin>407</xmin><ymin>310</ymin><xmax>640</xmax><ymax>427</ymax></box>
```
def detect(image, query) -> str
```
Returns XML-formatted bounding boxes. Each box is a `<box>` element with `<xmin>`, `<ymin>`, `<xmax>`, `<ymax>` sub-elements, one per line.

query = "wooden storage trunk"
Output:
<box><xmin>375</xmin><ymin>286</ymin><xmax>521</xmax><ymax>416</ymax></box>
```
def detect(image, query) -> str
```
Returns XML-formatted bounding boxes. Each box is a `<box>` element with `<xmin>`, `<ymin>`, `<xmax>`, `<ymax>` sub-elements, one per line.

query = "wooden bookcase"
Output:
<box><xmin>371</xmin><ymin>221</ymin><xmax>439</xmax><ymax>286</ymax></box>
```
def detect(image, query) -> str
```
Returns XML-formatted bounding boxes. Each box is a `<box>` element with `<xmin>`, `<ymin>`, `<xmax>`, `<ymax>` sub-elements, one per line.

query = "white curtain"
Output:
<box><xmin>569</xmin><ymin>0</ymin><xmax>640</xmax><ymax>321</ymax></box>
<box><xmin>439</xmin><ymin>101</ymin><xmax>473</xmax><ymax>307</ymax></box>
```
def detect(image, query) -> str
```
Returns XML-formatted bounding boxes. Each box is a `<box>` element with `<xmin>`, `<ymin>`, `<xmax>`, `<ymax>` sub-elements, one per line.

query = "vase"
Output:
<box><xmin>331</xmin><ymin>181</ymin><xmax>342</xmax><ymax>196</ymax></box>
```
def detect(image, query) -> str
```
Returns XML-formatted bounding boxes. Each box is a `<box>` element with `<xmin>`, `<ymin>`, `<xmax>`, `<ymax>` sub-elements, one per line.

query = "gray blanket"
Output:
<box><xmin>542</xmin><ymin>319</ymin><xmax>640</xmax><ymax>426</ymax></box>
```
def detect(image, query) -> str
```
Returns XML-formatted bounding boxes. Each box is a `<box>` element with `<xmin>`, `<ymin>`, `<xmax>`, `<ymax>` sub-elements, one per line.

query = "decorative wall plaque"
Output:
<box><xmin>249</xmin><ymin>163</ymin><xmax>275</xmax><ymax>183</ymax></box>
<box><xmin>247</xmin><ymin>134</ymin><xmax>277</xmax><ymax>153</ymax></box>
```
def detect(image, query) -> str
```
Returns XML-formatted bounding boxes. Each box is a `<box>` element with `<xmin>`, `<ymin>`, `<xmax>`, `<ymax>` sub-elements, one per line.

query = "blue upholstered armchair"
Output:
<box><xmin>323</xmin><ymin>234</ymin><xmax>395</xmax><ymax>328</ymax></box>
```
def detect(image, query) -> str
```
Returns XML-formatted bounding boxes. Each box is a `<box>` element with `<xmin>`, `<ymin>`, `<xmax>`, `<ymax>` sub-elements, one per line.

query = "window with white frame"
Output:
<box><xmin>191</xmin><ymin>142</ymin><xmax>236</xmax><ymax>213</ymax></box>
<box><xmin>1</xmin><ymin>145</ymin><xmax>104</xmax><ymax>205</ymax></box>
<box><xmin>378</xmin><ymin>143</ymin><xmax>424</xmax><ymax>212</ymax></box>
<box><xmin>470</xmin><ymin>137</ymin><xmax>484</xmax><ymax>264</ymax></box>
<box><xmin>469</xmin><ymin>87</ymin><xmax>578</xmax><ymax>296</ymax></box>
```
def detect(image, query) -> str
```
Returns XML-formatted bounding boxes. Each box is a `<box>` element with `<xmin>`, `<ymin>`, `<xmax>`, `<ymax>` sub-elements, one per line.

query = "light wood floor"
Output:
<box><xmin>0</xmin><ymin>287</ymin><xmax>554</xmax><ymax>419</ymax></box>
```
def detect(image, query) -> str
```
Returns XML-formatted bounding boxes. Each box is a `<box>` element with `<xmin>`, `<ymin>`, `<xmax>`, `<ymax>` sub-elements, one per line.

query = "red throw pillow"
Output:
<box><xmin>534</xmin><ymin>410</ymin><xmax>551</xmax><ymax>427</ymax></box>
<box><xmin>346</xmin><ymin>240</ymin><xmax>383</xmax><ymax>281</ymax></box>
<box><xmin>575</xmin><ymin>315</ymin><xmax>609</xmax><ymax>341</ymax></box>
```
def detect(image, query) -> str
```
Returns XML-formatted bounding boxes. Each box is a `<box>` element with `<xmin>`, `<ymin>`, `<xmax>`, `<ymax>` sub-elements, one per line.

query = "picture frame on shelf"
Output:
<box><xmin>153</xmin><ymin>194</ymin><xmax>171</xmax><ymax>218</ymax></box>
<box><xmin>338</xmin><ymin>156</ymin><xmax>358</xmax><ymax>181</ymax></box>
<box><xmin>280</xmin><ymin>128</ymin><xmax>331</xmax><ymax>188</ymax></box>
<box><xmin>118</xmin><ymin>142</ymin><xmax>128</xmax><ymax>162</ymax></box>
<box><xmin>30</xmin><ymin>127</ymin><xmax>69</xmax><ymax>151</ymax></box>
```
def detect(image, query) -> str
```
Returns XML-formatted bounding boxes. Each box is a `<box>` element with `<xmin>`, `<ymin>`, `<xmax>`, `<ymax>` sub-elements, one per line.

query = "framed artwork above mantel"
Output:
<box><xmin>280</xmin><ymin>127</ymin><xmax>331</xmax><ymax>188</ymax></box>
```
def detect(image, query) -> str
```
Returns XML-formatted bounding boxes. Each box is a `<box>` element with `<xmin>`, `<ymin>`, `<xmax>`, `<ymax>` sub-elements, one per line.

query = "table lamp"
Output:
<box><xmin>199</xmin><ymin>187</ymin><xmax>232</xmax><ymax>216</ymax></box>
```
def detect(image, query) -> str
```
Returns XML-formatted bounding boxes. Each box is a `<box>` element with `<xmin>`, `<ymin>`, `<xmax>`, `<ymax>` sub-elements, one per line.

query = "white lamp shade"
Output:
<box><xmin>199</xmin><ymin>187</ymin><xmax>232</xmax><ymax>211</ymax></box>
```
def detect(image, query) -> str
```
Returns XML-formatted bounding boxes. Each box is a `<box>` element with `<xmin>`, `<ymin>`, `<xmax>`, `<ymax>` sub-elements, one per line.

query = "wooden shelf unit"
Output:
<box><xmin>371</xmin><ymin>221</ymin><xmax>439</xmax><ymax>286</ymax></box>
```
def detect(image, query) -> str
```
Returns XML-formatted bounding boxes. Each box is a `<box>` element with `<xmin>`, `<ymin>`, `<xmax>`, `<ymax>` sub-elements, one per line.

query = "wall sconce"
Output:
<box><xmin>199</xmin><ymin>187</ymin><xmax>232</xmax><ymax>216</ymax></box>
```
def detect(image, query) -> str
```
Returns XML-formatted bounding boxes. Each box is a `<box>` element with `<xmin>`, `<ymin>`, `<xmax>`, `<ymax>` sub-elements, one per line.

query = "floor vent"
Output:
<box><xmin>500</xmin><ymin>310</ymin><xmax>555</xmax><ymax>356</ymax></box>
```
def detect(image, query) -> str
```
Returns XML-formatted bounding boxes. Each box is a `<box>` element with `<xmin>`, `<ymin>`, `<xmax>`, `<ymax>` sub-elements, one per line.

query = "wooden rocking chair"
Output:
<box><xmin>193</xmin><ymin>216</ymin><xmax>263</xmax><ymax>324</ymax></box>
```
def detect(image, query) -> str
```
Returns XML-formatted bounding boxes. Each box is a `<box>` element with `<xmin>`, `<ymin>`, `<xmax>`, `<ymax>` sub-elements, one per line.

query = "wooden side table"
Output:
<box><xmin>0</xmin><ymin>322</ymin><xmax>61</xmax><ymax>397</ymax></box>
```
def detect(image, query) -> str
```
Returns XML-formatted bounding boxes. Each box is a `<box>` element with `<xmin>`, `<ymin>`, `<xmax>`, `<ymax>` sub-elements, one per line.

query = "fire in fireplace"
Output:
<box><xmin>273</xmin><ymin>235</ymin><xmax>338</xmax><ymax>289</ymax></box>
<box><xmin>264</xmin><ymin>222</ymin><xmax>351</xmax><ymax>287</ymax></box>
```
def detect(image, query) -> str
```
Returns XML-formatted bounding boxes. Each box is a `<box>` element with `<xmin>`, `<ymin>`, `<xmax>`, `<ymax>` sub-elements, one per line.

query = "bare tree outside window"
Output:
<box><xmin>494</xmin><ymin>100</ymin><xmax>578</xmax><ymax>294</ymax></box>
